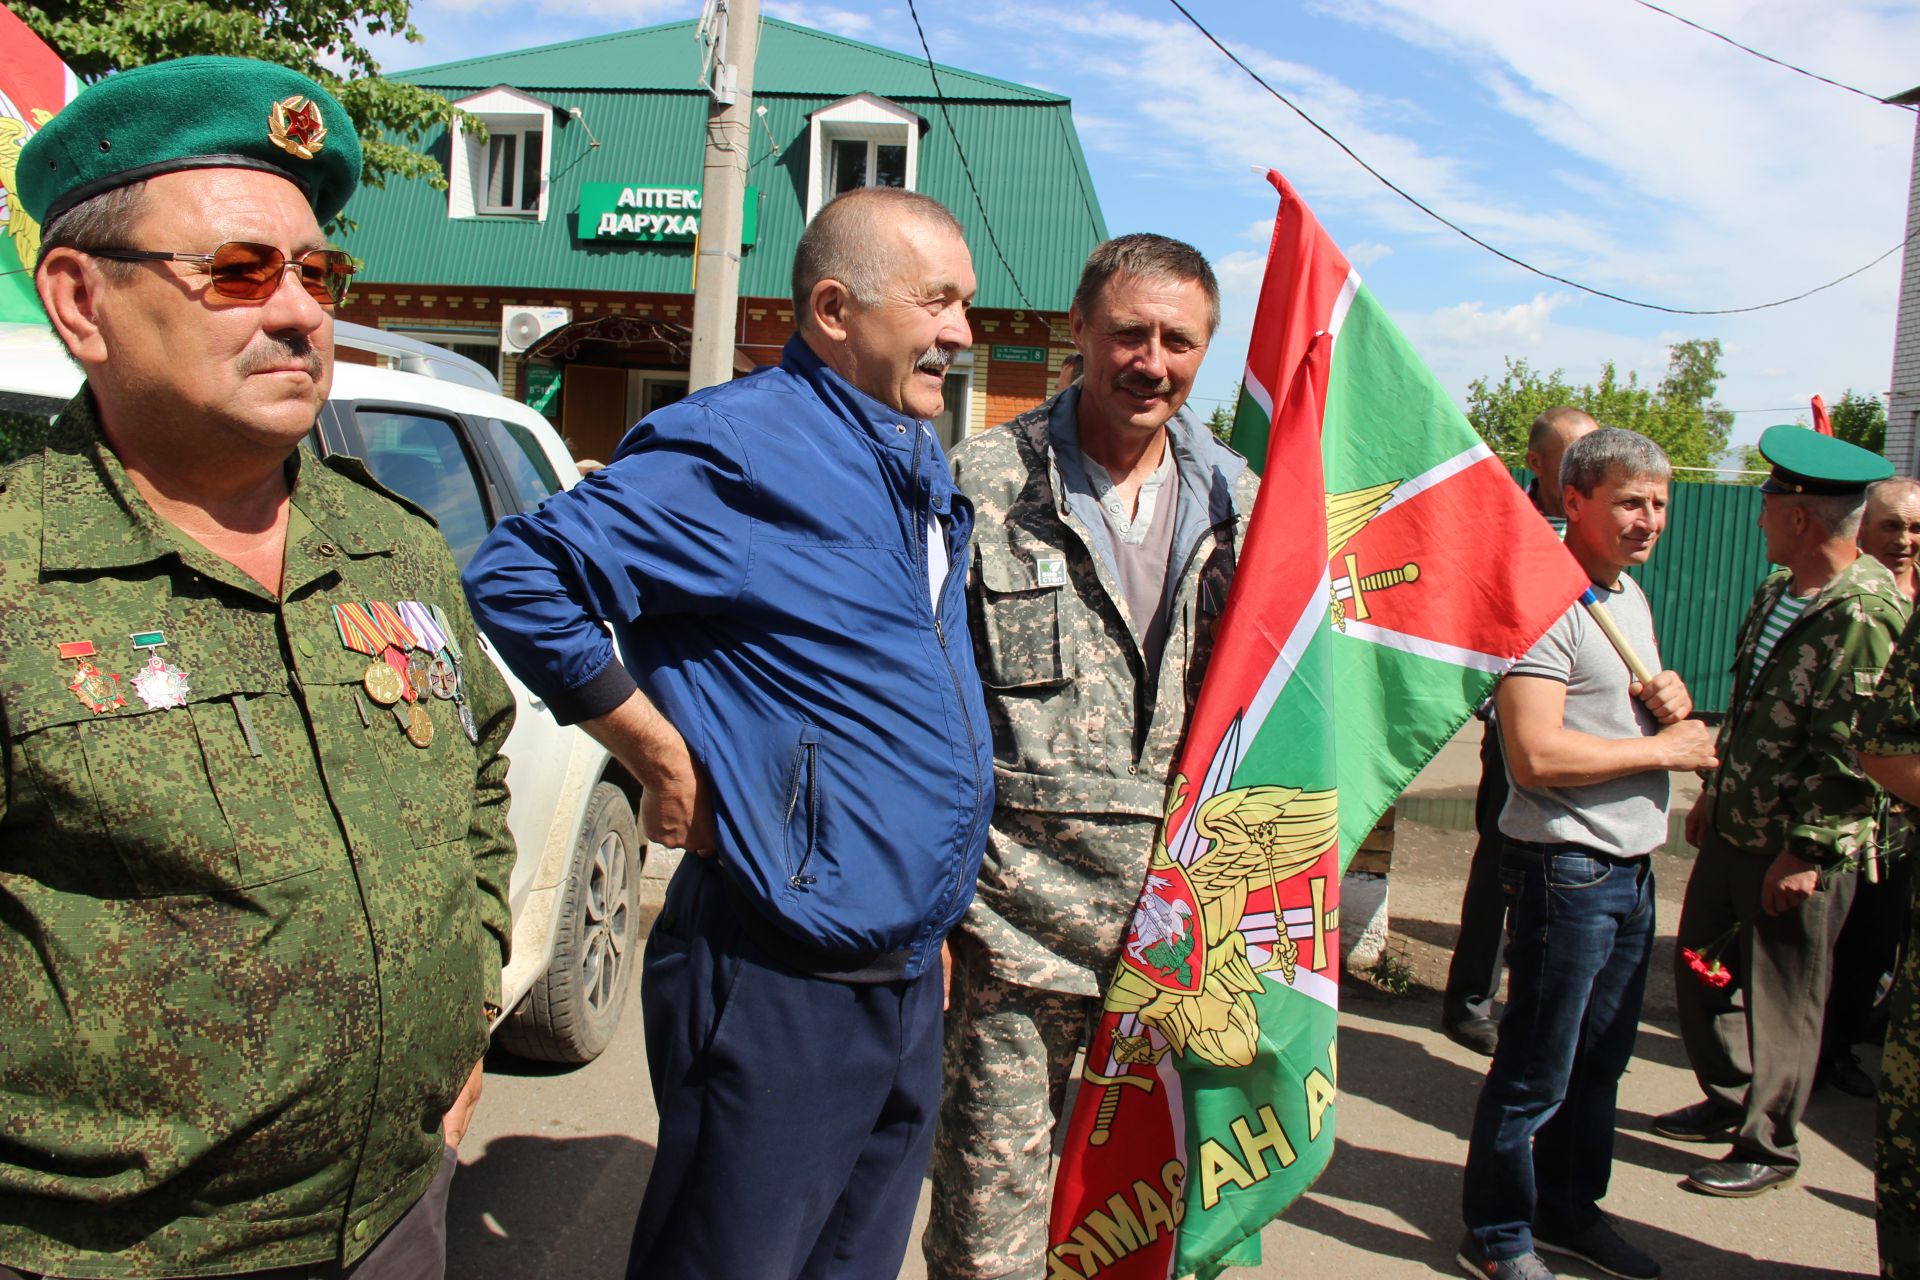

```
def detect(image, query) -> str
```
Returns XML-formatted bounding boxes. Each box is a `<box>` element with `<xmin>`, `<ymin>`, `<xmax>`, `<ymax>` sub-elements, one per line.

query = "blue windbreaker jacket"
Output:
<box><xmin>462</xmin><ymin>335</ymin><xmax>994</xmax><ymax>978</ymax></box>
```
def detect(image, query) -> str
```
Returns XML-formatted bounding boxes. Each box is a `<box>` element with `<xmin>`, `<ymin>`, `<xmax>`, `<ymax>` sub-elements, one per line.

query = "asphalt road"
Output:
<box><xmin>448</xmin><ymin>811</ymin><xmax>1883</xmax><ymax>1279</ymax></box>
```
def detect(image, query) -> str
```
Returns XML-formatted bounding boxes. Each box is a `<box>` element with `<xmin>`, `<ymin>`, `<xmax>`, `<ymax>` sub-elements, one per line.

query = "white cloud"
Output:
<box><xmin>763</xmin><ymin>0</ymin><xmax>876</xmax><ymax>37</ymax></box>
<box><xmin>1346</xmin><ymin>240</ymin><xmax>1393</xmax><ymax>265</ymax></box>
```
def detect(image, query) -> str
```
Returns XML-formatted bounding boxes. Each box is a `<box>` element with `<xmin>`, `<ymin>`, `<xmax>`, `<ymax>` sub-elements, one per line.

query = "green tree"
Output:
<box><xmin>16</xmin><ymin>0</ymin><xmax>469</xmax><ymax>231</ymax></box>
<box><xmin>1465</xmin><ymin>338</ymin><xmax>1735</xmax><ymax>475</ymax></box>
<box><xmin>1204</xmin><ymin>402</ymin><xmax>1235</xmax><ymax>444</ymax></box>
<box><xmin>1828</xmin><ymin>390</ymin><xmax>1887</xmax><ymax>454</ymax></box>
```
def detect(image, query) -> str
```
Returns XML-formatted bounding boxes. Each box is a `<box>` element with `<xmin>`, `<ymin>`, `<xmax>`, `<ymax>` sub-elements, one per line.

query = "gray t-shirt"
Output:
<box><xmin>1498</xmin><ymin>575</ymin><xmax>1669</xmax><ymax>857</ymax></box>
<box><xmin>1081</xmin><ymin>445</ymin><xmax>1179</xmax><ymax>672</ymax></box>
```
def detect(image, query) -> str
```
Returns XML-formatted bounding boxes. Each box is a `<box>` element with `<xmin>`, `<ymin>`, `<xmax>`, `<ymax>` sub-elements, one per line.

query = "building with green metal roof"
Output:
<box><xmin>336</xmin><ymin>16</ymin><xmax>1107</xmax><ymax>462</ymax></box>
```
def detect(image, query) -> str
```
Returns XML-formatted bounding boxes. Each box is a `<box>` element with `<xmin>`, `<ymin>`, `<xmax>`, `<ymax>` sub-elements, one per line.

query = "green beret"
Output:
<box><xmin>19</xmin><ymin>56</ymin><xmax>361</xmax><ymax>230</ymax></box>
<box><xmin>1756</xmin><ymin>423</ymin><xmax>1892</xmax><ymax>496</ymax></box>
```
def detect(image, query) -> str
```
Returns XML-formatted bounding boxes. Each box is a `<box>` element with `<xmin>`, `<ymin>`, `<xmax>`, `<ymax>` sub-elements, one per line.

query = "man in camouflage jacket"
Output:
<box><xmin>1659</xmin><ymin>426</ymin><xmax>1907</xmax><ymax>1199</ymax></box>
<box><xmin>925</xmin><ymin>236</ymin><xmax>1256</xmax><ymax>1280</ymax></box>
<box><xmin>2</xmin><ymin>61</ymin><xmax>513</xmax><ymax>1279</ymax></box>
<box><xmin>1857</xmin><ymin>611</ymin><xmax>1920</xmax><ymax>1278</ymax></box>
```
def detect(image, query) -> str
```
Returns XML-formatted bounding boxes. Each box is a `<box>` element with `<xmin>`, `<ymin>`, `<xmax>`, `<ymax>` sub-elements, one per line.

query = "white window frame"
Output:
<box><xmin>447</xmin><ymin>86</ymin><xmax>555</xmax><ymax>222</ymax></box>
<box><xmin>383</xmin><ymin>327</ymin><xmax>502</xmax><ymax>380</ymax></box>
<box><xmin>805</xmin><ymin>94</ymin><xmax>922</xmax><ymax>223</ymax></box>
<box><xmin>930</xmin><ymin>350</ymin><xmax>973</xmax><ymax>450</ymax></box>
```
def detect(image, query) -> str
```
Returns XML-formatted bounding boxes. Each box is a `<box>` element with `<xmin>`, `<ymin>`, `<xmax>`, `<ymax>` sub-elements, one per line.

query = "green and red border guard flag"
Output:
<box><xmin>1044</xmin><ymin>171</ymin><xmax>1589</xmax><ymax>1279</ymax></box>
<box><xmin>0</xmin><ymin>6</ymin><xmax>82</xmax><ymax>324</ymax></box>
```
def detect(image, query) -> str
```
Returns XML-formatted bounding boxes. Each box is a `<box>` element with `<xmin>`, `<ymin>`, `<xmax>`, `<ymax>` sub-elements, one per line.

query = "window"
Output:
<box><xmin>481</xmin><ymin>126</ymin><xmax>543</xmax><ymax>214</ymax></box>
<box><xmin>482</xmin><ymin>416</ymin><xmax>564</xmax><ymax>512</ymax></box>
<box><xmin>805</xmin><ymin>94</ymin><xmax>924</xmax><ymax>221</ymax></box>
<box><xmin>354</xmin><ymin>409</ymin><xmax>492</xmax><ymax>570</ymax></box>
<box><xmin>831</xmin><ymin>139</ymin><xmax>907</xmax><ymax>196</ymax></box>
<box><xmin>385</xmin><ymin>329</ymin><xmax>502</xmax><ymax>383</ymax></box>
<box><xmin>929</xmin><ymin>352</ymin><xmax>973</xmax><ymax>450</ymax></box>
<box><xmin>447</xmin><ymin>86</ymin><xmax>556</xmax><ymax>221</ymax></box>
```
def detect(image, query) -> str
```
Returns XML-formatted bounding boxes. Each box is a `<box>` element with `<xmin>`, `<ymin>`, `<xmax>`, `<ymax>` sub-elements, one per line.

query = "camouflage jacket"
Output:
<box><xmin>950</xmin><ymin>390</ymin><xmax>1257</xmax><ymax>995</ymax></box>
<box><xmin>1703</xmin><ymin>555</ymin><xmax>1909</xmax><ymax>868</ymax></box>
<box><xmin>0</xmin><ymin>393</ymin><xmax>515</xmax><ymax>1278</ymax></box>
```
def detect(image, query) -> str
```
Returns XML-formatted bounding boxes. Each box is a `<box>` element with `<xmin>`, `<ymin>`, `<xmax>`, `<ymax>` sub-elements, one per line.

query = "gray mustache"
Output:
<box><xmin>237</xmin><ymin>335</ymin><xmax>323</xmax><ymax>379</ymax></box>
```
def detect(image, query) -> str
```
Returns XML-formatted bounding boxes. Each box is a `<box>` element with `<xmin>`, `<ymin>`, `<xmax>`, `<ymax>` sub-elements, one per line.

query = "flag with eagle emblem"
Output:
<box><xmin>1044</xmin><ymin>171</ymin><xmax>1591</xmax><ymax>1278</ymax></box>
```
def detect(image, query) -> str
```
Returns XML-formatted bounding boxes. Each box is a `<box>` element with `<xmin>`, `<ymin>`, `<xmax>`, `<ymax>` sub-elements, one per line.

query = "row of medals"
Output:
<box><xmin>357</xmin><ymin>641</ymin><xmax>474</xmax><ymax>749</ymax></box>
<box><xmin>55</xmin><ymin>616</ymin><xmax>476</xmax><ymax>751</ymax></box>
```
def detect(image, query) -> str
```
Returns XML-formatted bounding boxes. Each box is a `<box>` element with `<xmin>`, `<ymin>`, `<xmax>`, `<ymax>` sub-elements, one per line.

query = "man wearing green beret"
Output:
<box><xmin>1654</xmin><ymin>425</ymin><xmax>1908</xmax><ymax>1199</ymax></box>
<box><xmin>0</xmin><ymin>57</ymin><xmax>514</xmax><ymax>1279</ymax></box>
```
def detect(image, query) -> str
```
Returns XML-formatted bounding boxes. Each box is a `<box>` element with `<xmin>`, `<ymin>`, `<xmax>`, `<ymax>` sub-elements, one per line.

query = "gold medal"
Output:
<box><xmin>363</xmin><ymin>660</ymin><xmax>405</xmax><ymax>705</ymax></box>
<box><xmin>59</xmin><ymin>640</ymin><xmax>124</xmax><ymax>714</ymax></box>
<box><xmin>405</xmin><ymin>702</ymin><xmax>435</xmax><ymax>749</ymax></box>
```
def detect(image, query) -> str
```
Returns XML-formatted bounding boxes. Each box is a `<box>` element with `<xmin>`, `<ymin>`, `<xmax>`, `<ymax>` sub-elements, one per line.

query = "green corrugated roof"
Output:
<box><xmin>338</xmin><ymin>18</ymin><xmax>1106</xmax><ymax>311</ymax></box>
<box><xmin>402</xmin><ymin>17</ymin><xmax>1062</xmax><ymax>102</ymax></box>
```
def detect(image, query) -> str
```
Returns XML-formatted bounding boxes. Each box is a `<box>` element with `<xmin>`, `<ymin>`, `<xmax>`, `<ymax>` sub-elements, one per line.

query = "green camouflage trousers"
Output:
<box><xmin>925</xmin><ymin>938</ymin><xmax>1099</xmax><ymax>1280</ymax></box>
<box><xmin>1881</xmin><ymin>890</ymin><xmax>1920</xmax><ymax>1278</ymax></box>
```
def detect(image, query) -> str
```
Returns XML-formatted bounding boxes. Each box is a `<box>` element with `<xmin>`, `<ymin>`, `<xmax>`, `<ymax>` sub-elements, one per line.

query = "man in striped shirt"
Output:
<box><xmin>1657</xmin><ymin>425</ymin><xmax>1908</xmax><ymax>1198</ymax></box>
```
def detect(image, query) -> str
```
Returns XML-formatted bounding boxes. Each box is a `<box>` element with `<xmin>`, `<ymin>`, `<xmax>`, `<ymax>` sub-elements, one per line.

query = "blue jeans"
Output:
<box><xmin>1462</xmin><ymin>838</ymin><xmax>1655</xmax><ymax>1259</ymax></box>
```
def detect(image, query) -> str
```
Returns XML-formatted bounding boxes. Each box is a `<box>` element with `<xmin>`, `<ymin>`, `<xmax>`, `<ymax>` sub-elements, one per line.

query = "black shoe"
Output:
<box><xmin>1818</xmin><ymin>1050</ymin><xmax>1877</xmax><ymax>1099</ymax></box>
<box><xmin>1456</xmin><ymin>1233</ymin><xmax>1557</xmax><ymax>1279</ymax></box>
<box><xmin>1445</xmin><ymin>1016</ymin><xmax>1499</xmax><ymax>1057</ymax></box>
<box><xmin>1534</xmin><ymin>1214</ymin><xmax>1661</xmax><ymax>1279</ymax></box>
<box><xmin>1682</xmin><ymin>1159</ymin><xmax>1796</xmax><ymax>1197</ymax></box>
<box><xmin>1650</xmin><ymin>1100</ymin><xmax>1740</xmax><ymax>1143</ymax></box>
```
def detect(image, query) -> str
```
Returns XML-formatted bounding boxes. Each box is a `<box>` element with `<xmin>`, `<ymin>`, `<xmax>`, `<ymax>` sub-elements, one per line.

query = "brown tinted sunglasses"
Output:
<box><xmin>85</xmin><ymin>241</ymin><xmax>357</xmax><ymax>306</ymax></box>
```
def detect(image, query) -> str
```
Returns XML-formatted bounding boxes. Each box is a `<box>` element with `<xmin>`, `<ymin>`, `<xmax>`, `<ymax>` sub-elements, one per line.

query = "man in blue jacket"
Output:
<box><xmin>463</xmin><ymin>187</ymin><xmax>994</xmax><ymax>1280</ymax></box>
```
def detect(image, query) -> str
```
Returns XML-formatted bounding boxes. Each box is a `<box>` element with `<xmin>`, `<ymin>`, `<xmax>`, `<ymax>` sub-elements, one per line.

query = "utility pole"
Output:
<box><xmin>688</xmin><ymin>0</ymin><xmax>759</xmax><ymax>393</ymax></box>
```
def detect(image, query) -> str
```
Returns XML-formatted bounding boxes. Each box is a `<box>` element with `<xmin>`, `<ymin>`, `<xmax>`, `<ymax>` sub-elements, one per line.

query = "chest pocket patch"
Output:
<box><xmin>12</xmin><ymin>665</ymin><xmax>317</xmax><ymax>897</ymax></box>
<box><xmin>974</xmin><ymin>545</ymin><xmax>1078</xmax><ymax>690</ymax></box>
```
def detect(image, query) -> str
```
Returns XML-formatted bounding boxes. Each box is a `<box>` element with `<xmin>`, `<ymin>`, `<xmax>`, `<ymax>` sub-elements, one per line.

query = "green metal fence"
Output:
<box><xmin>1624</xmin><ymin>480</ymin><xmax>1769</xmax><ymax>715</ymax></box>
<box><xmin>1513</xmin><ymin>469</ymin><xmax>1769</xmax><ymax>715</ymax></box>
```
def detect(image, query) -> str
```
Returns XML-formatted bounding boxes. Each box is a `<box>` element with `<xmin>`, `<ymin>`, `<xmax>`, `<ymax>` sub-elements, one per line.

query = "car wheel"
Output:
<box><xmin>496</xmin><ymin>781</ymin><xmax>641</xmax><ymax>1064</ymax></box>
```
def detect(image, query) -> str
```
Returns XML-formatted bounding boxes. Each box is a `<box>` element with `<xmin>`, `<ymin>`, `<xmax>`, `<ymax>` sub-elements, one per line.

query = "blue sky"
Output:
<box><xmin>366</xmin><ymin>0</ymin><xmax>1920</xmax><ymax>461</ymax></box>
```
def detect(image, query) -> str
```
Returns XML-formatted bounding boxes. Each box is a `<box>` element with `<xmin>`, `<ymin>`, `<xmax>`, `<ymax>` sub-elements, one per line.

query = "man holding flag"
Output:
<box><xmin>1034</xmin><ymin>172</ymin><xmax>1589</xmax><ymax>1280</ymax></box>
<box><xmin>926</xmin><ymin>233</ymin><xmax>1256</xmax><ymax>1280</ymax></box>
<box><xmin>1458</xmin><ymin>428</ymin><xmax>1715</xmax><ymax>1280</ymax></box>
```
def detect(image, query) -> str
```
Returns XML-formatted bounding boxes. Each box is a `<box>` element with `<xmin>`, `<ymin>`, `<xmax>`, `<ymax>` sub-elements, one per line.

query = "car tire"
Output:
<box><xmin>496</xmin><ymin>781</ymin><xmax>641</xmax><ymax>1064</ymax></box>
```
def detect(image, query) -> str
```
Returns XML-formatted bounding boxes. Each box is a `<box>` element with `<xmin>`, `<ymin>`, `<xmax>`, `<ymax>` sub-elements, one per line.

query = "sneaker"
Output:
<box><xmin>1533</xmin><ymin>1214</ymin><xmax>1661</xmax><ymax>1280</ymax></box>
<box><xmin>1457</xmin><ymin>1232</ymin><xmax>1557</xmax><ymax>1280</ymax></box>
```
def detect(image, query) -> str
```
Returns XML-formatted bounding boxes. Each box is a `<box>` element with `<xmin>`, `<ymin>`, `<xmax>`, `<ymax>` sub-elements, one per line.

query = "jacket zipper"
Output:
<box><xmin>787</xmin><ymin>740</ymin><xmax>819</xmax><ymax>890</ymax></box>
<box><xmin>921</xmin><ymin>424</ymin><xmax>986</xmax><ymax>962</ymax></box>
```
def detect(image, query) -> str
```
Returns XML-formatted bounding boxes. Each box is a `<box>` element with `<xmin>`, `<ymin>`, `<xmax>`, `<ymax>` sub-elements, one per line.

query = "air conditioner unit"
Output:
<box><xmin>500</xmin><ymin>305</ymin><xmax>571</xmax><ymax>355</ymax></box>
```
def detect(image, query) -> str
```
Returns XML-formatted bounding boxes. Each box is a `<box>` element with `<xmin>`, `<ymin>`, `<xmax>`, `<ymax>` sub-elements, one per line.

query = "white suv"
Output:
<box><xmin>0</xmin><ymin>320</ymin><xmax>641</xmax><ymax>1064</ymax></box>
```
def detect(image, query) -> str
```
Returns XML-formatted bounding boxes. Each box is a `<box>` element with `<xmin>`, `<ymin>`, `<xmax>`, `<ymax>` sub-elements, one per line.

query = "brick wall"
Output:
<box><xmin>337</xmin><ymin>282</ymin><xmax>1072</xmax><ymax>443</ymax></box>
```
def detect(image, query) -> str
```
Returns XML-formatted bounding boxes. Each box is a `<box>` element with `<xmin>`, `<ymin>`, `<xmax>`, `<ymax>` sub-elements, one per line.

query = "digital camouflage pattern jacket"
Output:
<box><xmin>0</xmin><ymin>393</ymin><xmax>515</xmax><ymax>1278</ymax></box>
<box><xmin>951</xmin><ymin>389</ymin><xmax>1256</xmax><ymax>996</ymax></box>
<box><xmin>1703</xmin><ymin>555</ymin><xmax>1909</xmax><ymax>868</ymax></box>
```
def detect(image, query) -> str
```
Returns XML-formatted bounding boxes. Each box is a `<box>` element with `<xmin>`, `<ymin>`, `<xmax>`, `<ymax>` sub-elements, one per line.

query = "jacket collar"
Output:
<box><xmin>782</xmin><ymin>332</ymin><xmax>931</xmax><ymax>452</ymax></box>
<box><xmin>1039</xmin><ymin>386</ymin><xmax>1247</xmax><ymax>529</ymax></box>
<box><xmin>38</xmin><ymin>386</ymin><xmax>397</xmax><ymax>577</ymax></box>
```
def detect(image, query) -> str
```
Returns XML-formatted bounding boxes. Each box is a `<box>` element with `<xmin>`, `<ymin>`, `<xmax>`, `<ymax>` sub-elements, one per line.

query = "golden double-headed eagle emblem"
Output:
<box><xmin>1107</xmin><ymin>774</ymin><xmax>1338</xmax><ymax>1071</ymax></box>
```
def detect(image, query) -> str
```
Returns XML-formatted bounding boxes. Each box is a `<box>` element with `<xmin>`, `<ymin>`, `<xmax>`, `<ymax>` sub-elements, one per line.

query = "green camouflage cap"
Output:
<box><xmin>19</xmin><ymin>56</ymin><xmax>361</xmax><ymax>230</ymax></box>
<box><xmin>1757</xmin><ymin>422</ymin><xmax>1892</xmax><ymax>496</ymax></box>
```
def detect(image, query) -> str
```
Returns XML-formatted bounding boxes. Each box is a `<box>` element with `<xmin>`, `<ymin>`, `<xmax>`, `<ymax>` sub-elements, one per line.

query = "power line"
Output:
<box><xmin>1165</xmin><ymin>0</ymin><xmax>1908</xmax><ymax>317</ymax></box>
<box><xmin>1627</xmin><ymin>0</ymin><xmax>1914</xmax><ymax>110</ymax></box>
<box><xmin>905</xmin><ymin>0</ymin><xmax>1035</xmax><ymax>310</ymax></box>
